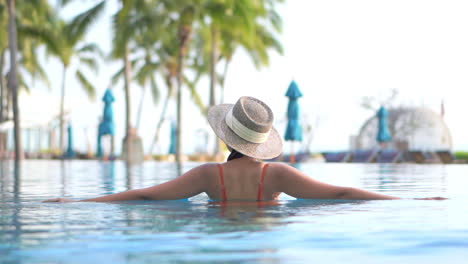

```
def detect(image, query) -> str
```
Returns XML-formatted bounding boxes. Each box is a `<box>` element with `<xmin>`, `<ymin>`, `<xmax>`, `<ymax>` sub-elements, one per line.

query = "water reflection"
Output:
<box><xmin>0</xmin><ymin>160</ymin><xmax>21</xmax><ymax>201</ymax></box>
<box><xmin>124</xmin><ymin>161</ymin><xmax>147</xmax><ymax>189</ymax></box>
<box><xmin>13</xmin><ymin>168</ymin><xmax>20</xmax><ymax>202</ymax></box>
<box><xmin>0</xmin><ymin>161</ymin><xmax>9</xmax><ymax>197</ymax></box>
<box><xmin>0</xmin><ymin>161</ymin><xmax>465</xmax><ymax>264</ymax></box>
<box><xmin>100</xmin><ymin>161</ymin><xmax>116</xmax><ymax>194</ymax></box>
<box><xmin>176</xmin><ymin>161</ymin><xmax>182</xmax><ymax>177</ymax></box>
<box><xmin>359</xmin><ymin>164</ymin><xmax>448</xmax><ymax>195</ymax></box>
<box><xmin>59</xmin><ymin>160</ymin><xmax>67</xmax><ymax>196</ymax></box>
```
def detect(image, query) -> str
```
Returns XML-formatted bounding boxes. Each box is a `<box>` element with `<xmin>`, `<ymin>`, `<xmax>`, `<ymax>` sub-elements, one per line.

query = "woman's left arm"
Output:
<box><xmin>136</xmin><ymin>164</ymin><xmax>209</xmax><ymax>201</ymax></box>
<box><xmin>43</xmin><ymin>164</ymin><xmax>210</xmax><ymax>202</ymax></box>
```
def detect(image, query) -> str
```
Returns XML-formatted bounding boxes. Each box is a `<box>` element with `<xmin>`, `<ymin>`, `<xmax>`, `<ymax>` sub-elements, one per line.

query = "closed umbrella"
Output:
<box><xmin>376</xmin><ymin>106</ymin><xmax>392</xmax><ymax>147</ymax></box>
<box><xmin>96</xmin><ymin>130</ymin><xmax>103</xmax><ymax>157</ymax></box>
<box><xmin>96</xmin><ymin>89</ymin><xmax>115</xmax><ymax>158</ymax></box>
<box><xmin>168</xmin><ymin>121</ymin><xmax>177</xmax><ymax>155</ymax></box>
<box><xmin>284</xmin><ymin>80</ymin><xmax>303</xmax><ymax>163</ymax></box>
<box><xmin>65</xmin><ymin>124</ymin><xmax>75</xmax><ymax>158</ymax></box>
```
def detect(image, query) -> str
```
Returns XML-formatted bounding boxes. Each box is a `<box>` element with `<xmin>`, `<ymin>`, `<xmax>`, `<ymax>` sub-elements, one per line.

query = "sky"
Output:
<box><xmin>22</xmin><ymin>0</ymin><xmax>468</xmax><ymax>154</ymax></box>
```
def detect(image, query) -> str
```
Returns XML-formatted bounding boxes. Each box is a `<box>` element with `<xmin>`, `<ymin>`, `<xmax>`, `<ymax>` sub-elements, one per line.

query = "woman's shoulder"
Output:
<box><xmin>193</xmin><ymin>162</ymin><xmax>220</xmax><ymax>172</ymax></box>
<box><xmin>264</xmin><ymin>162</ymin><xmax>294</xmax><ymax>171</ymax></box>
<box><xmin>264</xmin><ymin>162</ymin><xmax>304</xmax><ymax>178</ymax></box>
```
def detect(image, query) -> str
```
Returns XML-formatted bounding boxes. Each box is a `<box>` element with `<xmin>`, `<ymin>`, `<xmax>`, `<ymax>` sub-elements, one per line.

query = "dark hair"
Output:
<box><xmin>227</xmin><ymin>149</ymin><xmax>245</xmax><ymax>161</ymax></box>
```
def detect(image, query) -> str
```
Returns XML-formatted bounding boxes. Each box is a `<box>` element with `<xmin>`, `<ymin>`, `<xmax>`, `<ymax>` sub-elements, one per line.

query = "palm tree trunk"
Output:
<box><xmin>209</xmin><ymin>24</ymin><xmax>219</xmax><ymax>107</ymax></box>
<box><xmin>220</xmin><ymin>58</ymin><xmax>231</xmax><ymax>104</ymax></box>
<box><xmin>7</xmin><ymin>0</ymin><xmax>22</xmax><ymax>167</ymax></box>
<box><xmin>176</xmin><ymin>25</ymin><xmax>192</xmax><ymax>165</ymax></box>
<box><xmin>5</xmin><ymin>71</ymin><xmax>11</xmax><ymax>122</ymax></box>
<box><xmin>148</xmin><ymin>78</ymin><xmax>173</xmax><ymax>156</ymax></box>
<box><xmin>123</xmin><ymin>46</ymin><xmax>132</xmax><ymax>161</ymax></box>
<box><xmin>0</xmin><ymin>50</ymin><xmax>6</xmax><ymax>122</ymax></box>
<box><xmin>209</xmin><ymin>25</ymin><xmax>222</xmax><ymax>156</ymax></box>
<box><xmin>135</xmin><ymin>85</ymin><xmax>146</xmax><ymax>131</ymax></box>
<box><xmin>0</xmin><ymin>50</ymin><xmax>6</xmax><ymax>158</ymax></box>
<box><xmin>59</xmin><ymin>65</ymin><xmax>67</xmax><ymax>156</ymax></box>
<box><xmin>176</xmin><ymin>56</ymin><xmax>183</xmax><ymax>165</ymax></box>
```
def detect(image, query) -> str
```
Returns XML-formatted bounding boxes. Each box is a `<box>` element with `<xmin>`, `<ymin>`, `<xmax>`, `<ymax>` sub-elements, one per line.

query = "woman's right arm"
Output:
<box><xmin>272</xmin><ymin>163</ymin><xmax>399</xmax><ymax>200</ymax></box>
<box><xmin>42</xmin><ymin>189</ymin><xmax>145</xmax><ymax>203</ymax></box>
<box><xmin>43</xmin><ymin>164</ymin><xmax>212</xmax><ymax>203</ymax></box>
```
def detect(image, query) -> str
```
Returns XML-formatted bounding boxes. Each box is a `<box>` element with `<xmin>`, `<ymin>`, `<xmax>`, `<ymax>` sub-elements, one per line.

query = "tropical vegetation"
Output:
<box><xmin>0</xmin><ymin>0</ymin><xmax>284</xmax><ymax>165</ymax></box>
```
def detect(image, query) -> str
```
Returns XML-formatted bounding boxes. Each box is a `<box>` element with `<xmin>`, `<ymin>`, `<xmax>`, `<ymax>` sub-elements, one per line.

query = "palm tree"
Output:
<box><xmin>110</xmin><ymin>0</ymin><xmax>164</xmax><ymax>161</ymax></box>
<box><xmin>217</xmin><ymin>21</ymin><xmax>283</xmax><ymax>104</ymax></box>
<box><xmin>0</xmin><ymin>2</ymin><xmax>9</xmax><ymax>123</ymax></box>
<box><xmin>16</xmin><ymin>0</ymin><xmax>55</xmax><ymax>90</ymax></box>
<box><xmin>1</xmin><ymin>0</ymin><xmax>57</xmax><ymax>161</ymax></box>
<box><xmin>153</xmin><ymin>0</ymin><xmax>283</xmax><ymax>160</ymax></box>
<box><xmin>41</xmin><ymin>2</ymin><xmax>105</xmax><ymax>155</ymax></box>
<box><xmin>128</xmin><ymin>0</ymin><xmax>202</xmax><ymax>162</ymax></box>
<box><xmin>111</xmin><ymin>0</ymin><xmax>283</xmax><ymax>163</ymax></box>
<box><xmin>111</xmin><ymin>0</ymin><xmax>199</xmax><ymax>160</ymax></box>
<box><xmin>174</xmin><ymin>3</ymin><xmax>199</xmax><ymax>164</ymax></box>
<box><xmin>0</xmin><ymin>0</ymin><xmax>54</xmax><ymax>122</ymax></box>
<box><xmin>7</xmin><ymin>0</ymin><xmax>21</xmax><ymax>166</ymax></box>
<box><xmin>139</xmin><ymin>6</ymin><xmax>197</xmax><ymax>156</ymax></box>
<box><xmin>145</xmin><ymin>31</ymin><xmax>179</xmax><ymax>156</ymax></box>
<box><xmin>203</xmin><ymin>0</ymin><xmax>259</xmax><ymax>108</ymax></box>
<box><xmin>136</xmin><ymin>7</ymin><xmax>205</xmax><ymax>156</ymax></box>
<box><xmin>182</xmin><ymin>0</ymin><xmax>283</xmax><ymax>155</ymax></box>
<box><xmin>211</xmin><ymin>0</ymin><xmax>283</xmax><ymax>105</ymax></box>
<box><xmin>195</xmin><ymin>0</ymin><xmax>258</xmax><ymax>156</ymax></box>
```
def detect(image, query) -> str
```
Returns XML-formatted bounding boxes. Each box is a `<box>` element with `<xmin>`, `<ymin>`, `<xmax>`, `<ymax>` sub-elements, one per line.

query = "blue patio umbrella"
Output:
<box><xmin>96</xmin><ymin>131</ymin><xmax>103</xmax><ymax>157</ymax></box>
<box><xmin>376</xmin><ymin>106</ymin><xmax>392</xmax><ymax>144</ymax></box>
<box><xmin>284</xmin><ymin>80</ymin><xmax>303</xmax><ymax>163</ymax></box>
<box><xmin>168</xmin><ymin>121</ymin><xmax>177</xmax><ymax>154</ymax></box>
<box><xmin>65</xmin><ymin>124</ymin><xmax>75</xmax><ymax>158</ymax></box>
<box><xmin>96</xmin><ymin>89</ymin><xmax>116</xmax><ymax>158</ymax></box>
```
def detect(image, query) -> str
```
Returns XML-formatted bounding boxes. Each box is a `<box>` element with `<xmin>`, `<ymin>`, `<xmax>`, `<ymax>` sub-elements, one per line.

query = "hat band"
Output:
<box><xmin>225</xmin><ymin>108</ymin><xmax>270</xmax><ymax>144</ymax></box>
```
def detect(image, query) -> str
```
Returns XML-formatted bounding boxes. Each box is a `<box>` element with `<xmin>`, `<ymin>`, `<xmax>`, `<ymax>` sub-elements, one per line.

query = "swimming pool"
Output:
<box><xmin>1</xmin><ymin>160</ymin><xmax>467</xmax><ymax>263</ymax></box>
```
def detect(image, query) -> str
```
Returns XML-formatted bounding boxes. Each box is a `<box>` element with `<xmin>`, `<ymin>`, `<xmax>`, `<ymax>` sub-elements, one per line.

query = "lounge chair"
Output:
<box><xmin>376</xmin><ymin>149</ymin><xmax>402</xmax><ymax>163</ymax></box>
<box><xmin>349</xmin><ymin>150</ymin><xmax>378</xmax><ymax>163</ymax></box>
<box><xmin>281</xmin><ymin>151</ymin><xmax>311</xmax><ymax>163</ymax></box>
<box><xmin>322</xmin><ymin>152</ymin><xmax>350</xmax><ymax>162</ymax></box>
<box><xmin>406</xmin><ymin>151</ymin><xmax>425</xmax><ymax>163</ymax></box>
<box><xmin>423</xmin><ymin>151</ymin><xmax>442</xmax><ymax>163</ymax></box>
<box><xmin>406</xmin><ymin>151</ymin><xmax>440</xmax><ymax>163</ymax></box>
<box><xmin>435</xmin><ymin>151</ymin><xmax>466</xmax><ymax>164</ymax></box>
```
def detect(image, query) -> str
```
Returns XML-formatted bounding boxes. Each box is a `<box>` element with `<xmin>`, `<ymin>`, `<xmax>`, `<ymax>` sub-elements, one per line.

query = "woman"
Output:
<box><xmin>44</xmin><ymin>96</ymin><xmax>444</xmax><ymax>203</ymax></box>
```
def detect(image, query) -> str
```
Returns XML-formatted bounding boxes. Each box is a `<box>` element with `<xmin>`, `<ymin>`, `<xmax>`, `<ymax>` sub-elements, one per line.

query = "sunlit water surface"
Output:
<box><xmin>1</xmin><ymin>160</ymin><xmax>468</xmax><ymax>264</ymax></box>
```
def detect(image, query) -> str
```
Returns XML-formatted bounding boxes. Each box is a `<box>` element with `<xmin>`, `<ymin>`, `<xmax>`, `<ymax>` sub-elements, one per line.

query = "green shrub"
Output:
<box><xmin>454</xmin><ymin>151</ymin><xmax>468</xmax><ymax>160</ymax></box>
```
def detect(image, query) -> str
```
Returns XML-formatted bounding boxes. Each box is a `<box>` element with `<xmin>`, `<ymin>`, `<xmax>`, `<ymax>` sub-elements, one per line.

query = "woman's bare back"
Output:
<box><xmin>205</xmin><ymin>158</ymin><xmax>279</xmax><ymax>201</ymax></box>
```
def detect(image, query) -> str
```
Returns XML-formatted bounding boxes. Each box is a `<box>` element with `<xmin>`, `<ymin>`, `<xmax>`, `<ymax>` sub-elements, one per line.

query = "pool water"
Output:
<box><xmin>1</xmin><ymin>160</ymin><xmax>467</xmax><ymax>263</ymax></box>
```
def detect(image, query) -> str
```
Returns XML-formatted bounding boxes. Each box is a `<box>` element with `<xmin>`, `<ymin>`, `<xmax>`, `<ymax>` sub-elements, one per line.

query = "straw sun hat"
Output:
<box><xmin>207</xmin><ymin>96</ymin><xmax>283</xmax><ymax>159</ymax></box>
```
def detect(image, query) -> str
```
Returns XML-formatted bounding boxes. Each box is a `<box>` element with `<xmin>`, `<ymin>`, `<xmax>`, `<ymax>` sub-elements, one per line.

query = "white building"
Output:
<box><xmin>354</xmin><ymin>107</ymin><xmax>452</xmax><ymax>151</ymax></box>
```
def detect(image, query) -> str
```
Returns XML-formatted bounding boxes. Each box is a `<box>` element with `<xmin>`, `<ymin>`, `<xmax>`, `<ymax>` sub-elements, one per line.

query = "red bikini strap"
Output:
<box><xmin>218</xmin><ymin>164</ymin><xmax>227</xmax><ymax>201</ymax></box>
<box><xmin>257</xmin><ymin>163</ymin><xmax>269</xmax><ymax>201</ymax></box>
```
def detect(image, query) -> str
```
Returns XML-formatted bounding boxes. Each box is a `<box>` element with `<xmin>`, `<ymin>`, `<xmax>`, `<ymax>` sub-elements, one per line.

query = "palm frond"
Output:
<box><xmin>56</xmin><ymin>0</ymin><xmax>74</xmax><ymax>8</ymax></box>
<box><xmin>111</xmin><ymin>0</ymin><xmax>137</xmax><ymax>58</ymax></box>
<box><xmin>150</xmin><ymin>75</ymin><xmax>160</xmax><ymax>105</ymax></box>
<box><xmin>111</xmin><ymin>67</ymin><xmax>124</xmax><ymax>86</ymax></box>
<box><xmin>268</xmin><ymin>9</ymin><xmax>283</xmax><ymax>32</ymax></box>
<box><xmin>21</xmin><ymin>57</ymin><xmax>51</xmax><ymax>89</ymax></box>
<box><xmin>183</xmin><ymin>75</ymin><xmax>206</xmax><ymax>116</ymax></box>
<box><xmin>77</xmin><ymin>43</ymin><xmax>104</xmax><ymax>57</ymax></box>
<box><xmin>75</xmin><ymin>70</ymin><xmax>96</xmax><ymax>100</ymax></box>
<box><xmin>18</xmin><ymin>24</ymin><xmax>61</xmax><ymax>56</ymax></box>
<box><xmin>79</xmin><ymin>57</ymin><xmax>98</xmax><ymax>74</ymax></box>
<box><xmin>17</xmin><ymin>73</ymin><xmax>30</xmax><ymax>94</ymax></box>
<box><xmin>68</xmin><ymin>1</ymin><xmax>106</xmax><ymax>44</ymax></box>
<box><xmin>135</xmin><ymin>62</ymin><xmax>160</xmax><ymax>86</ymax></box>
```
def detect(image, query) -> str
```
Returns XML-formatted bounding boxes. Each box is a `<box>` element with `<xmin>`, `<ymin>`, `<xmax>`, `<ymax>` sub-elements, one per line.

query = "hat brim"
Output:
<box><xmin>207</xmin><ymin>104</ymin><xmax>283</xmax><ymax>160</ymax></box>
